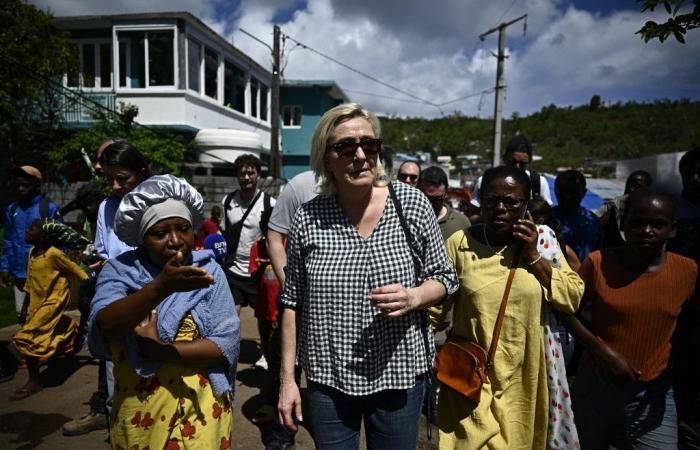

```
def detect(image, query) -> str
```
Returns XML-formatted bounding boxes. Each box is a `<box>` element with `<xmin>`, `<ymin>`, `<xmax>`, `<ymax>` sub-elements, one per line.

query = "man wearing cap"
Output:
<box><xmin>1</xmin><ymin>166</ymin><xmax>60</xmax><ymax>317</ymax></box>
<box><xmin>468</xmin><ymin>134</ymin><xmax>552</xmax><ymax>222</ymax></box>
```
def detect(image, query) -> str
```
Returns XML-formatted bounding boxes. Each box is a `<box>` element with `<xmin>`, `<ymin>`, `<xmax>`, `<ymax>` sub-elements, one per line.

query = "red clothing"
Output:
<box><xmin>248</xmin><ymin>240</ymin><xmax>280</xmax><ymax>322</ymax></box>
<box><xmin>579</xmin><ymin>249</ymin><xmax>698</xmax><ymax>381</ymax></box>
<box><xmin>195</xmin><ymin>218</ymin><xmax>220</xmax><ymax>248</ymax></box>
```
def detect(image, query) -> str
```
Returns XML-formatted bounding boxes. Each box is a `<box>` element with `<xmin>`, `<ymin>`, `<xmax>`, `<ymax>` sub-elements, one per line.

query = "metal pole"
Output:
<box><xmin>492</xmin><ymin>25</ymin><xmax>506</xmax><ymax>167</ymax></box>
<box><xmin>271</xmin><ymin>25</ymin><xmax>282</xmax><ymax>179</ymax></box>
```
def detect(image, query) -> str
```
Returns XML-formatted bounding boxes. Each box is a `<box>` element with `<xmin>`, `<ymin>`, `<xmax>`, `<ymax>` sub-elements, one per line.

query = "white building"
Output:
<box><xmin>54</xmin><ymin>12</ymin><xmax>272</xmax><ymax>165</ymax></box>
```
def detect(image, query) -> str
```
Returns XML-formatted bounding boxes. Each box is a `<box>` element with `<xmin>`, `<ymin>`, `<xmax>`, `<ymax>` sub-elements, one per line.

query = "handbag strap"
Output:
<box><xmin>486</xmin><ymin>233</ymin><xmax>523</xmax><ymax>370</ymax></box>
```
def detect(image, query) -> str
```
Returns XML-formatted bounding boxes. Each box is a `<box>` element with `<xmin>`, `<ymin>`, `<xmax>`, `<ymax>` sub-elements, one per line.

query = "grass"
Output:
<box><xmin>0</xmin><ymin>287</ymin><xmax>18</xmax><ymax>328</ymax></box>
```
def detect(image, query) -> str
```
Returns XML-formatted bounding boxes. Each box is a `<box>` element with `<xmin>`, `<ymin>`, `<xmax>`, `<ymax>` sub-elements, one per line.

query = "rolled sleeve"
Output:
<box><xmin>545</xmin><ymin>250</ymin><xmax>585</xmax><ymax>314</ymax></box>
<box><xmin>414</xmin><ymin>195</ymin><xmax>458</xmax><ymax>296</ymax></box>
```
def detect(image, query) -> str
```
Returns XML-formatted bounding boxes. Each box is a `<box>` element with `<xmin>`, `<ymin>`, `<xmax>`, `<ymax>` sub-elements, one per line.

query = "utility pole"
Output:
<box><xmin>270</xmin><ymin>25</ymin><xmax>282</xmax><ymax>179</ymax></box>
<box><xmin>479</xmin><ymin>14</ymin><xmax>526</xmax><ymax>167</ymax></box>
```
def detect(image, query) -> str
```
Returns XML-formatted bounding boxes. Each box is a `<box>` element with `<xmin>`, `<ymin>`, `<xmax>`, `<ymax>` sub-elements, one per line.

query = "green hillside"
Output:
<box><xmin>379</xmin><ymin>98</ymin><xmax>700</xmax><ymax>173</ymax></box>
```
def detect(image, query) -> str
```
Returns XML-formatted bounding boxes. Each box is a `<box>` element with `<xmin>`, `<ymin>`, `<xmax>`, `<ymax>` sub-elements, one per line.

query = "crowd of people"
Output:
<box><xmin>0</xmin><ymin>101</ymin><xmax>698</xmax><ymax>450</ymax></box>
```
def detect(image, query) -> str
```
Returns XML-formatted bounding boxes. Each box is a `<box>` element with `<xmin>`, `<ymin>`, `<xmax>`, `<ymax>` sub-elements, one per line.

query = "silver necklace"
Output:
<box><xmin>483</xmin><ymin>226</ymin><xmax>509</xmax><ymax>255</ymax></box>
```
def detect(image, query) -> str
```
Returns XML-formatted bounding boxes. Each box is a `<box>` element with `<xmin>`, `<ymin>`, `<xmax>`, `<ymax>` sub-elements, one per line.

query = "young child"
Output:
<box><xmin>10</xmin><ymin>220</ymin><xmax>90</xmax><ymax>400</ymax></box>
<box><xmin>566</xmin><ymin>190</ymin><xmax>698</xmax><ymax>449</ymax></box>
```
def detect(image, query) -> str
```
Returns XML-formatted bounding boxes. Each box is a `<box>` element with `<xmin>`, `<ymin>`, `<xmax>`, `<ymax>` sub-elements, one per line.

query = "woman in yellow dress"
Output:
<box><xmin>87</xmin><ymin>175</ymin><xmax>240</xmax><ymax>449</ymax></box>
<box><xmin>433</xmin><ymin>166</ymin><xmax>584</xmax><ymax>450</ymax></box>
<box><xmin>11</xmin><ymin>220</ymin><xmax>89</xmax><ymax>400</ymax></box>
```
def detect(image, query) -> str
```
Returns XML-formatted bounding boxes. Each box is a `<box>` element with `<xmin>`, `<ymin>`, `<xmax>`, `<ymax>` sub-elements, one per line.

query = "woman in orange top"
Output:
<box><xmin>566</xmin><ymin>190</ymin><xmax>698</xmax><ymax>449</ymax></box>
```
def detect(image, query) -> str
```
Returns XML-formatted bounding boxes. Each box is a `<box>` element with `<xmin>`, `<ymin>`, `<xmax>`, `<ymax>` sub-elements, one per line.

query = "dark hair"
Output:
<box><xmin>528</xmin><ymin>197</ymin><xmax>552</xmax><ymax>222</ymax></box>
<box><xmin>555</xmin><ymin>169</ymin><xmax>586</xmax><ymax>192</ymax></box>
<box><xmin>418</xmin><ymin>166</ymin><xmax>447</xmax><ymax>188</ymax></box>
<box><xmin>679</xmin><ymin>146</ymin><xmax>700</xmax><ymax>173</ymax></box>
<box><xmin>234</xmin><ymin>154</ymin><xmax>262</xmax><ymax>176</ymax></box>
<box><xmin>504</xmin><ymin>135</ymin><xmax>532</xmax><ymax>159</ymax></box>
<box><xmin>398</xmin><ymin>160</ymin><xmax>421</xmax><ymax>175</ymax></box>
<box><xmin>100</xmin><ymin>140</ymin><xmax>150</xmax><ymax>175</ymax></box>
<box><xmin>624</xmin><ymin>170</ymin><xmax>653</xmax><ymax>193</ymax></box>
<box><xmin>622</xmin><ymin>189</ymin><xmax>677</xmax><ymax>225</ymax></box>
<box><xmin>481</xmin><ymin>165</ymin><xmax>532</xmax><ymax>200</ymax></box>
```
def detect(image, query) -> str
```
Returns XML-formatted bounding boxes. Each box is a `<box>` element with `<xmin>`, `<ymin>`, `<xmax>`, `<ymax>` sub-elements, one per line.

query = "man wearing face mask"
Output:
<box><xmin>1</xmin><ymin>166</ymin><xmax>60</xmax><ymax>319</ymax></box>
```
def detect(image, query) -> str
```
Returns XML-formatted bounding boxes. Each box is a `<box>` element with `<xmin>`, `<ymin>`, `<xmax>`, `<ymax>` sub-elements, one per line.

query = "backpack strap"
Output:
<box><xmin>530</xmin><ymin>171</ymin><xmax>541</xmax><ymax>199</ymax></box>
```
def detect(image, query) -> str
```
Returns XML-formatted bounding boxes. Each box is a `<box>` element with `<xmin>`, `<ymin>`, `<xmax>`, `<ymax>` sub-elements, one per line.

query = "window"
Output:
<box><xmin>250</xmin><ymin>77</ymin><xmax>259</xmax><ymax>117</ymax></box>
<box><xmin>224</xmin><ymin>60</ymin><xmax>245</xmax><ymax>112</ymax></box>
<box><xmin>260</xmin><ymin>85</ymin><xmax>268</xmax><ymax>121</ymax></box>
<box><xmin>282</xmin><ymin>105</ymin><xmax>302</xmax><ymax>127</ymax></box>
<box><xmin>204</xmin><ymin>47</ymin><xmax>218</xmax><ymax>99</ymax></box>
<box><xmin>66</xmin><ymin>42</ymin><xmax>112</xmax><ymax>88</ymax></box>
<box><xmin>116</xmin><ymin>29</ymin><xmax>175</xmax><ymax>89</ymax></box>
<box><xmin>83</xmin><ymin>44</ymin><xmax>95</xmax><ymax>87</ymax></box>
<box><xmin>148</xmin><ymin>31</ymin><xmax>174</xmax><ymax>86</ymax></box>
<box><xmin>99</xmin><ymin>44</ymin><xmax>112</xmax><ymax>87</ymax></box>
<box><xmin>118</xmin><ymin>31</ymin><xmax>145</xmax><ymax>88</ymax></box>
<box><xmin>187</xmin><ymin>38</ymin><xmax>201</xmax><ymax>92</ymax></box>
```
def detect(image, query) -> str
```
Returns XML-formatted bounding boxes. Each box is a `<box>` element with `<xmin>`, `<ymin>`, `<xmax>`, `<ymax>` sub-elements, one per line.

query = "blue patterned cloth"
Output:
<box><xmin>552</xmin><ymin>205</ymin><xmax>600</xmax><ymax>262</ymax></box>
<box><xmin>88</xmin><ymin>249</ymin><xmax>240</xmax><ymax>396</ymax></box>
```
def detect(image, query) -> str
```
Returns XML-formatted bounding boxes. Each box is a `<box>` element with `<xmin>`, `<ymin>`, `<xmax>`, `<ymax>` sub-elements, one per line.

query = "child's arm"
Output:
<box><xmin>52</xmin><ymin>249</ymin><xmax>90</xmax><ymax>282</ymax></box>
<box><xmin>563</xmin><ymin>313</ymin><xmax>640</xmax><ymax>382</ymax></box>
<box><xmin>135</xmin><ymin>314</ymin><xmax>225</xmax><ymax>367</ymax></box>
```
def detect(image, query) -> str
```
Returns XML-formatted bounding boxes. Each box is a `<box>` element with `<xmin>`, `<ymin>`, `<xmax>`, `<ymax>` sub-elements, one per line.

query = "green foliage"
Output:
<box><xmin>55</xmin><ymin>103</ymin><xmax>187</xmax><ymax>175</ymax></box>
<box><xmin>637</xmin><ymin>0</ymin><xmax>700</xmax><ymax>43</ymax></box>
<box><xmin>0</xmin><ymin>0</ymin><xmax>77</xmax><ymax>169</ymax></box>
<box><xmin>380</xmin><ymin>99</ymin><xmax>700</xmax><ymax>172</ymax></box>
<box><xmin>589</xmin><ymin>95</ymin><xmax>601</xmax><ymax>111</ymax></box>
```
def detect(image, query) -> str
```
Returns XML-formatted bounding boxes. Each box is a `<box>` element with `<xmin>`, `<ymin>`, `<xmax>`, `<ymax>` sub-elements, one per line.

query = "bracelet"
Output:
<box><xmin>528</xmin><ymin>255</ymin><xmax>543</xmax><ymax>266</ymax></box>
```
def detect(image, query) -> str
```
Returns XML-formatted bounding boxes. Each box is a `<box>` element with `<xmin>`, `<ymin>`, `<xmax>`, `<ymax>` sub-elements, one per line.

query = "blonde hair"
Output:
<box><xmin>310</xmin><ymin>103</ymin><xmax>387</xmax><ymax>196</ymax></box>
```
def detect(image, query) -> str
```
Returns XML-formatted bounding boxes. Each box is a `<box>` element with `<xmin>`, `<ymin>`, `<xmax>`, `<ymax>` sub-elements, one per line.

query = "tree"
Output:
<box><xmin>54</xmin><ymin>103</ymin><xmax>187</xmax><ymax>177</ymax></box>
<box><xmin>0</xmin><ymin>0</ymin><xmax>77</xmax><ymax>171</ymax></box>
<box><xmin>637</xmin><ymin>0</ymin><xmax>700</xmax><ymax>43</ymax></box>
<box><xmin>589</xmin><ymin>94</ymin><xmax>602</xmax><ymax>111</ymax></box>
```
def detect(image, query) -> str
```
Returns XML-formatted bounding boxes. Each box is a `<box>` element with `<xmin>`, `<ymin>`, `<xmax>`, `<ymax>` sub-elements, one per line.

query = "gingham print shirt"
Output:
<box><xmin>280</xmin><ymin>182</ymin><xmax>458</xmax><ymax>395</ymax></box>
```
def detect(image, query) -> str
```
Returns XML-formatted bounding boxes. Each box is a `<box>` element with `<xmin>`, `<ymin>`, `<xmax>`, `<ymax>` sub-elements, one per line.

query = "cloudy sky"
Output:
<box><xmin>34</xmin><ymin>0</ymin><xmax>700</xmax><ymax>118</ymax></box>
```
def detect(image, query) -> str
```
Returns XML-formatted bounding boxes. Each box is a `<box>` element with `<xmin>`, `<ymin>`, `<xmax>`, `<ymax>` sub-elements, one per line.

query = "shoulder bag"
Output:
<box><xmin>434</xmin><ymin>232</ymin><xmax>522</xmax><ymax>403</ymax></box>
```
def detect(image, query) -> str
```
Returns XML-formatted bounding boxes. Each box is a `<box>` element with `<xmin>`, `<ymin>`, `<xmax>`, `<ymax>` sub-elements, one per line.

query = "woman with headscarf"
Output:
<box><xmin>88</xmin><ymin>175</ymin><xmax>240</xmax><ymax>449</ymax></box>
<box><xmin>277</xmin><ymin>103</ymin><xmax>458</xmax><ymax>449</ymax></box>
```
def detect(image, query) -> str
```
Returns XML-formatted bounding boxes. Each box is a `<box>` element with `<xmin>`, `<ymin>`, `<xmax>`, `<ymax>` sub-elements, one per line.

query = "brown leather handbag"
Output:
<box><xmin>435</xmin><ymin>244</ymin><xmax>522</xmax><ymax>403</ymax></box>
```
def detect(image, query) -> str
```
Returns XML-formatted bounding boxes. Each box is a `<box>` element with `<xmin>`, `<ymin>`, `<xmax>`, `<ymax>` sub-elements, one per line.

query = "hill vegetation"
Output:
<box><xmin>379</xmin><ymin>97</ymin><xmax>700</xmax><ymax>173</ymax></box>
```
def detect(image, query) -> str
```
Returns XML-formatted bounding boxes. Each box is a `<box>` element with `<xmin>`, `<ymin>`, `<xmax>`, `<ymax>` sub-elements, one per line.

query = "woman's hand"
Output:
<box><xmin>134</xmin><ymin>311</ymin><xmax>165</xmax><ymax>360</ymax></box>
<box><xmin>512</xmin><ymin>211</ymin><xmax>540</xmax><ymax>264</ymax></box>
<box><xmin>278</xmin><ymin>381</ymin><xmax>303</xmax><ymax>433</ymax></box>
<box><xmin>592</xmin><ymin>343</ymin><xmax>641</xmax><ymax>383</ymax></box>
<box><xmin>152</xmin><ymin>251</ymin><xmax>215</xmax><ymax>296</ymax></box>
<box><xmin>369</xmin><ymin>284</ymin><xmax>418</xmax><ymax>318</ymax></box>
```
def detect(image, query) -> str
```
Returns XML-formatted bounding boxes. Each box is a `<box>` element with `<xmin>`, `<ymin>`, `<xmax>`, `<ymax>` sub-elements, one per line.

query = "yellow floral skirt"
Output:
<box><xmin>110</xmin><ymin>314</ymin><xmax>233</xmax><ymax>450</ymax></box>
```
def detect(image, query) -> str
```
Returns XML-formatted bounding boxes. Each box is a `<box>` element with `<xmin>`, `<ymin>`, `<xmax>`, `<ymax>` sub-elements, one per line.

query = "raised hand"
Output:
<box><xmin>513</xmin><ymin>211</ymin><xmax>540</xmax><ymax>263</ymax></box>
<box><xmin>152</xmin><ymin>251</ymin><xmax>214</xmax><ymax>296</ymax></box>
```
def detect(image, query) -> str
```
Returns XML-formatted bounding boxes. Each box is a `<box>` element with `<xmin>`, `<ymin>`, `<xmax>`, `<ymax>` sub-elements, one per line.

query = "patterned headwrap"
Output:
<box><xmin>42</xmin><ymin>220</ymin><xmax>91</xmax><ymax>250</ymax></box>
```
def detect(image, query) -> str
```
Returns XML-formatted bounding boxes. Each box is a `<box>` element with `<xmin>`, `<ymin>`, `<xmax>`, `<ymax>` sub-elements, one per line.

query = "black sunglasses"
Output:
<box><xmin>398</xmin><ymin>173</ymin><xmax>419</xmax><ymax>182</ymax></box>
<box><xmin>326</xmin><ymin>138</ymin><xmax>382</xmax><ymax>158</ymax></box>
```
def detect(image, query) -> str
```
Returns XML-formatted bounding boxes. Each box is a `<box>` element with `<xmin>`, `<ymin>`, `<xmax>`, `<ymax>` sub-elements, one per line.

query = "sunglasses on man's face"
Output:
<box><xmin>398</xmin><ymin>173</ymin><xmax>419</xmax><ymax>182</ymax></box>
<box><xmin>326</xmin><ymin>138</ymin><xmax>382</xmax><ymax>158</ymax></box>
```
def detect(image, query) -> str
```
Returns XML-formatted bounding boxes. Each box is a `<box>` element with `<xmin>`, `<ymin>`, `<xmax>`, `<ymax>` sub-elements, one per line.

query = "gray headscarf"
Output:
<box><xmin>115</xmin><ymin>175</ymin><xmax>204</xmax><ymax>246</ymax></box>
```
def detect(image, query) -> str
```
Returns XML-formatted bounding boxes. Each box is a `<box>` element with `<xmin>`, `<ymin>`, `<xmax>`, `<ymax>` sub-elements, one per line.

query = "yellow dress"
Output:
<box><xmin>13</xmin><ymin>246</ymin><xmax>88</xmax><ymax>358</ymax></box>
<box><xmin>110</xmin><ymin>314</ymin><xmax>234</xmax><ymax>450</ymax></box>
<box><xmin>432</xmin><ymin>229</ymin><xmax>583</xmax><ymax>450</ymax></box>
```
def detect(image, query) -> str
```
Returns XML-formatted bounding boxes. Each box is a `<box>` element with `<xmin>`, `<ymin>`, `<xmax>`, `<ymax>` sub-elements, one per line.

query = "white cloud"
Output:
<box><xmin>31</xmin><ymin>0</ymin><xmax>700</xmax><ymax>118</ymax></box>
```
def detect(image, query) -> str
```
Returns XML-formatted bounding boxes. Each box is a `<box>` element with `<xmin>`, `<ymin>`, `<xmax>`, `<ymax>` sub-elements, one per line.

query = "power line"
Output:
<box><xmin>491</xmin><ymin>0</ymin><xmax>520</xmax><ymax>30</ymax></box>
<box><xmin>438</xmin><ymin>87</ymin><xmax>495</xmax><ymax>107</ymax></box>
<box><xmin>344</xmin><ymin>89</ymin><xmax>429</xmax><ymax>105</ymax></box>
<box><xmin>280</xmin><ymin>32</ymin><xmax>441</xmax><ymax>108</ymax></box>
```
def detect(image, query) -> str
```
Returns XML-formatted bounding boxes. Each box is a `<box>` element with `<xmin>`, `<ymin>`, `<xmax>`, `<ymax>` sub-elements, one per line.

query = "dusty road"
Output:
<box><xmin>0</xmin><ymin>308</ymin><xmax>437</xmax><ymax>449</ymax></box>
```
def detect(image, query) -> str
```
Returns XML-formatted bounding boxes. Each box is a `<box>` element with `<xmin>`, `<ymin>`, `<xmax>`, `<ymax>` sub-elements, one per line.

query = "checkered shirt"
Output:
<box><xmin>280</xmin><ymin>182</ymin><xmax>458</xmax><ymax>395</ymax></box>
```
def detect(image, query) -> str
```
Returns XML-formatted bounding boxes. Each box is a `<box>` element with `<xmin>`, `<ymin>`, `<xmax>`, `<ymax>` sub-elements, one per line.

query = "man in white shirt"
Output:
<box><xmin>220</xmin><ymin>154</ymin><xmax>275</xmax><ymax>315</ymax></box>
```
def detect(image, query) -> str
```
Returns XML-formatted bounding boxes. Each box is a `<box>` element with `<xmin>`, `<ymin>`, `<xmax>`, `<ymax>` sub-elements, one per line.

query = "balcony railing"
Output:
<box><xmin>62</xmin><ymin>92</ymin><xmax>116</xmax><ymax>123</ymax></box>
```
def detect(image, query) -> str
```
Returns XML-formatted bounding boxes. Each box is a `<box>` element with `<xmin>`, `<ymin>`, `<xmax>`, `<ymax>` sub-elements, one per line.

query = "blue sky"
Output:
<box><xmin>33</xmin><ymin>0</ymin><xmax>700</xmax><ymax>118</ymax></box>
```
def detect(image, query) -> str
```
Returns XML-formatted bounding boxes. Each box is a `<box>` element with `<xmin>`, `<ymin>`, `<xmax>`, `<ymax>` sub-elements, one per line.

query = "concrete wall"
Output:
<box><xmin>616</xmin><ymin>152</ymin><xmax>684</xmax><ymax>196</ymax></box>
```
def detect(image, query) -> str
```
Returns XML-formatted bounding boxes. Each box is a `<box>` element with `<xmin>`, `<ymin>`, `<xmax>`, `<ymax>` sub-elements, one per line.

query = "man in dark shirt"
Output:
<box><xmin>418</xmin><ymin>166</ymin><xmax>470</xmax><ymax>241</ymax></box>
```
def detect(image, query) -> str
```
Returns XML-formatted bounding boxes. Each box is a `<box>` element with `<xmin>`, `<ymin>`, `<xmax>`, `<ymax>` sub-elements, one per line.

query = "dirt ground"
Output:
<box><xmin>0</xmin><ymin>307</ymin><xmax>437</xmax><ymax>450</ymax></box>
